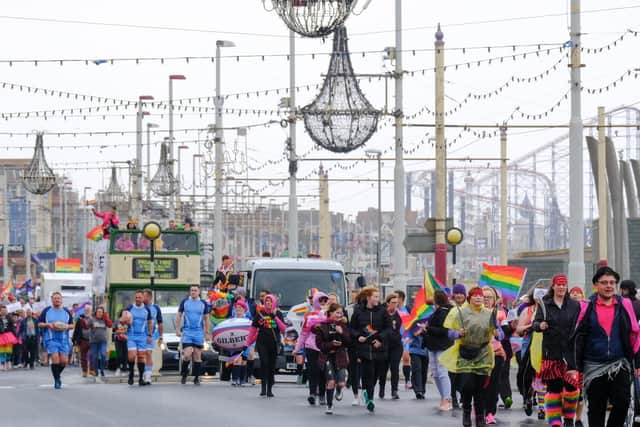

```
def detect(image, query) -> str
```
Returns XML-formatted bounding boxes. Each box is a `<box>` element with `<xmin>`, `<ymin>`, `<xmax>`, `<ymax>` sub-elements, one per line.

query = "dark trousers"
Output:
<box><xmin>256</xmin><ymin>341</ymin><xmax>277</xmax><ymax>389</ymax></box>
<box><xmin>499</xmin><ymin>356</ymin><xmax>513</xmax><ymax>402</ymax></box>
<box><xmin>22</xmin><ymin>337</ymin><xmax>38</xmax><ymax>368</ymax></box>
<box><xmin>586</xmin><ymin>368</ymin><xmax>631</xmax><ymax>427</ymax></box>
<box><xmin>517</xmin><ymin>349</ymin><xmax>534</xmax><ymax>403</ymax></box>
<box><xmin>485</xmin><ymin>355</ymin><xmax>504</xmax><ymax>415</ymax></box>
<box><xmin>460</xmin><ymin>373</ymin><xmax>487</xmax><ymax>417</ymax></box>
<box><xmin>347</xmin><ymin>347</ymin><xmax>360</xmax><ymax>395</ymax></box>
<box><xmin>12</xmin><ymin>343</ymin><xmax>23</xmax><ymax>365</ymax></box>
<box><xmin>361</xmin><ymin>358</ymin><xmax>386</xmax><ymax>401</ymax></box>
<box><xmin>306</xmin><ymin>349</ymin><xmax>326</xmax><ymax>397</ymax></box>
<box><xmin>379</xmin><ymin>345</ymin><xmax>403</xmax><ymax>395</ymax></box>
<box><xmin>115</xmin><ymin>340</ymin><xmax>128</xmax><ymax>370</ymax></box>
<box><xmin>410</xmin><ymin>353</ymin><xmax>429</xmax><ymax>394</ymax></box>
<box><xmin>77</xmin><ymin>340</ymin><xmax>93</xmax><ymax>373</ymax></box>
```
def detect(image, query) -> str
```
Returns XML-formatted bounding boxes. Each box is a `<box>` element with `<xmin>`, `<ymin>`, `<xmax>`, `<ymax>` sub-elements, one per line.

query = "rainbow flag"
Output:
<box><xmin>56</xmin><ymin>258</ymin><xmax>81</xmax><ymax>273</ymax></box>
<box><xmin>72</xmin><ymin>301</ymin><xmax>92</xmax><ymax>314</ymax></box>
<box><xmin>86</xmin><ymin>225</ymin><xmax>103</xmax><ymax>241</ymax></box>
<box><xmin>399</xmin><ymin>271</ymin><xmax>443</xmax><ymax>331</ymax></box>
<box><xmin>478</xmin><ymin>264</ymin><xmax>527</xmax><ymax>300</ymax></box>
<box><xmin>225</xmin><ymin>353</ymin><xmax>243</xmax><ymax>368</ymax></box>
<box><xmin>291</xmin><ymin>305</ymin><xmax>308</xmax><ymax>315</ymax></box>
<box><xmin>363</xmin><ymin>324</ymin><xmax>377</xmax><ymax>336</ymax></box>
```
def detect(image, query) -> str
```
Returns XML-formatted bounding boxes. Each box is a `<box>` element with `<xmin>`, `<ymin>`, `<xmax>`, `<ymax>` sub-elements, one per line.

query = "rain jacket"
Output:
<box><xmin>294</xmin><ymin>292</ymin><xmax>327</xmax><ymax>353</ymax></box>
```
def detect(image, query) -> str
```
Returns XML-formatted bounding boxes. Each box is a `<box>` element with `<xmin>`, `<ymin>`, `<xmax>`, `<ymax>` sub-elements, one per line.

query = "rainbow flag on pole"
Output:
<box><xmin>478</xmin><ymin>264</ymin><xmax>527</xmax><ymax>300</ymax></box>
<box><xmin>56</xmin><ymin>258</ymin><xmax>81</xmax><ymax>273</ymax></box>
<box><xmin>399</xmin><ymin>271</ymin><xmax>443</xmax><ymax>331</ymax></box>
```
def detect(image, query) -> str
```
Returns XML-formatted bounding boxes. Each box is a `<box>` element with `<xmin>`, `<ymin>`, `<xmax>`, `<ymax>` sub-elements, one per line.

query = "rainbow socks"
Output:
<box><xmin>562</xmin><ymin>388</ymin><xmax>580</xmax><ymax>420</ymax></box>
<box><xmin>545</xmin><ymin>392</ymin><xmax>562</xmax><ymax>426</ymax></box>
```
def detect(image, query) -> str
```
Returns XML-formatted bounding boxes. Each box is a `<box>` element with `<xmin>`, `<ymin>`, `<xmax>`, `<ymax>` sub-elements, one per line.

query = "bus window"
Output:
<box><xmin>111</xmin><ymin>289</ymin><xmax>136</xmax><ymax>318</ymax></box>
<box><xmin>253</xmin><ymin>269</ymin><xmax>345</xmax><ymax>310</ymax></box>
<box><xmin>110</xmin><ymin>230</ymin><xmax>198</xmax><ymax>254</ymax></box>
<box><xmin>160</xmin><ymin>232</ymin><xmax>198</xmax><ymax>252</ymax></box>
<box><xmin>154</xmin><ymin>289</ymin><xmax>188</xmax><ymax>307</ymax></box>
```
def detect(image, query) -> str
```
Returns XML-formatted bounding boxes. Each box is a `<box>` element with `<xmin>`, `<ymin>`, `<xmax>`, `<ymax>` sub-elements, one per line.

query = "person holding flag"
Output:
<box><xmin>378</xmin><ymin>293</ymin><xmax>403</xmax><ymax>400</ymax></box>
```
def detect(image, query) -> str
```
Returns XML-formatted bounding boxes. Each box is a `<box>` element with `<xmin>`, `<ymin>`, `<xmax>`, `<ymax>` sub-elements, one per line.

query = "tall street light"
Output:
<box><xmin>177</xmin><ymin>145</ymin><xmax>189</xmax><ymax>218</ymax></box>
<box><xmin>169</xmin><ymin>74</ymin><xmax>186</xmax><ymax>220</ymax></box>
<box><xmin>82</xmin><ymin>186</ymin><xmax>91</xmax><ymax>273</ymax></box>
<box><xmin>214</xmin><ymin>40</ymin><xmax>235</xmax><ymax>269</ymax></box>
<box><xmin>146</xmin><ymin>122</ymin><xmax>159</xmax><ymax>207</ymax></box>
<box><xmin>135</xmin><ymin>96</ymin><xmax>153</xmax><ymax>220</ymax></box>
<box><xmin>366</xmin><ymin>148</ymin><xmax>383</xmax><ymax>285</ymax></box>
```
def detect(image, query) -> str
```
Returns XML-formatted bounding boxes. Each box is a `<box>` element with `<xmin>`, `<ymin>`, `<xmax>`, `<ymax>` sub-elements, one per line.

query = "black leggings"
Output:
<box><xmin>306</xmin><ymin>349</ymin><xmax>326</xmax><ymax>397</ymax></box>
<box><xmin>348</xmin><ymin>347</ymin><xmax>360</xmax><ymax>395</ymax></box>
<box><xmin>517</xmin><ymin>348</ymin><xmax>535</xmax><ymax>403</ymax></box>
<box><xmin>115</xmin><ymin>340</ymin><xmax>128</xmax><ymax>370</ymax></box>
<box><xmin>379</xmin><ymin>344</ymin><xmax>402</xmax><ymax>394</ymax></box>
<box><xmin>361</xmin><ymin>358</ymin><xmax>386</xmax><ymax>401</ymax></box>
<box><xmin>460</xmin><ymin>372</ymin><xmax>487</xmax><ymax>416</ymax></box>
<box><xmin>325</xmin><ymin>358</ymin><xmax>347</xmax><ymax>385</ymax></box>
<box><xmin>256</xmin><ymin>342</ymin><xmax>277</xmax><ymax>388</ymax></box>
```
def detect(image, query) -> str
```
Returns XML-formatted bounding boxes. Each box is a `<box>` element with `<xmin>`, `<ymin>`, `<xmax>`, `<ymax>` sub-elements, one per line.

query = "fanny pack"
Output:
<box><xmin>459</xmin><ymin>342</ymin><xmax>488</xmax><ymax>360</ymax></box>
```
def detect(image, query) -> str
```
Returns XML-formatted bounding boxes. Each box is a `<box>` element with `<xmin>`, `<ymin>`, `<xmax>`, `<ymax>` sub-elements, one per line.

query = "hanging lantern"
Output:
<box><xmin>22</xmin><ymin>132</ymin><xmax>56</xmax><ymax>195</ymax></box>
<box><xmin>150</xmin><ymin>142</ymin><xmax>177</xmax><ymax>196</ymax></box>
<box><xmin>266</xmin><ymin>0</ymin><xmax>357</xmax><ymax>38</ymax></box>
<box><xmin>302</xmin><ymin>25</ymin><xmax>380</xmax><ymax>153</ymax></box>
<box><xmin>99</xmin><ymin>166</ymin><xmax>127</xmax><ymax>206</ymax></box>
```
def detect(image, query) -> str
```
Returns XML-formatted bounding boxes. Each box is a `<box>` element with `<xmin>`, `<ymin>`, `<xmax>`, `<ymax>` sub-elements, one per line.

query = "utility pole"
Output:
<box><xmin>2</xmin><ymin>173</ymin><xmax>7</xmax><ymax>287</ymax></box>
<box><xmin>288</xmin><ymin>29</ymin><xmax>299</xmax><ymax>258</ymax></box>
<box><xmin>434</xmin><ymin>24</ymin><xmax>447</xmax><ymax>285</ymax></box>
<box><xmin>598</xmin><ymin>106</ymin><xmax>607</xmax><ymax>263</ymax></box>
<box><xmin>500</xmin><ymin>126</ymin><xmax>508</xmax><ymax>264</ymax></box>
<box><xmin>392</xmin><ymin>0</ymin><xmax>406</xmax><ymax>278</ymax></box>
<box><xmin>568</xmin><ymin>0</ymin><xmax>585</xmax><ymax>287</ymax></box>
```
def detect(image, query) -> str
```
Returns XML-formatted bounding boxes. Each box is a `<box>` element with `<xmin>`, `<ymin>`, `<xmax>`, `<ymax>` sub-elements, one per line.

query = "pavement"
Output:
<box><xmin>1</xmin><ymin>365</ymin><xmax>555</xmax><ymax>427</ymax></box>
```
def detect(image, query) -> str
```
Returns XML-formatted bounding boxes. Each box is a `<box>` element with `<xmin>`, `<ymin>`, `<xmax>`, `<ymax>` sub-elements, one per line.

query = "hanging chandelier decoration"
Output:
<box><xmin>302</xmin><ymin>25</ymin><xmax>380</xmax><ymax>153</ymax></box>
<box><xmin>149</xmin><ymin>142</ymin><xmax>177</xmax><ymax>197</ymax></box>
<box><xmin>21</xmin><ymin>132</ymin><xmax>57</xmax><ymax>195</ymax></box>
<box><xmin>265</xmin><ymin>0</ymin><xmax>358</xmax><ymax>38</ymax></box>
<box><xmin>100</xmin><ymin>166</ymin><xmax>127</xmax><ymax>206</ymax></box>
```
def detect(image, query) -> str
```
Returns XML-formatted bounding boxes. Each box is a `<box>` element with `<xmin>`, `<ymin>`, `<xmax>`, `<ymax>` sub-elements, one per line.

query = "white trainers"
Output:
<box><xmin>325</xmin><ymin>405</ymin><xmax>333</xmax><ymax>414</ymax></box>
<box><xmin>115</xmin><ymin>368</ymin><xmax>121</xmax><ymax>377</ymax></box>
<box><xmin>352</xmin><ymin>397</ymin><xmax>360</xmax><ymax>406</ymax></box>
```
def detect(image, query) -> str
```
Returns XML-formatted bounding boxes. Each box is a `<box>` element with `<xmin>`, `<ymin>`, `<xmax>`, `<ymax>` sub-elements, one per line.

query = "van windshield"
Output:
<box><xmin>253</xmin><ymin>269</ymin><xmax>345</xmax><ymax>310</ymax></box>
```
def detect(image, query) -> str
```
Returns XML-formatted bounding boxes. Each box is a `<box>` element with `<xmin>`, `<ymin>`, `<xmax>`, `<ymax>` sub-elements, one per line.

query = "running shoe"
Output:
<box><xmin>308</xmin><ymin>395</ymin><xmax>316</xmax><ymax>406</ymax></box>
<box><xmin>54</xmin><ymin>379</ymin><xmax>61</xmax><ymax>389</ymax></box>
<box><xmin>485</xmin><ymin>413</ymin><xmax>497</xmax><ymax>425</ymax></box>
<box><xmin>319</xmin><ymin>396</ymin><xmax>326</xmax><ymax>406</ymax></box>
<box><xmin>504</xmin><ymin>396</ymin><xmax>513</xmax><ymax>409</ymax></box>
<box><xmin>296</xmin><ymin>374</ymin><xmax>304</xmax><ymax>385</ymax></box>
<box><xmin>128</xmin><ymin>373</ymin><xmax>134</xmax><ymax>386</ymax></box>
<box><xmin>335</xmin><ymin>387</ymin><xmax>343</xmax><ymax>401</ymax></box>
<box><xmin>524</xmin><ymin>398</ymin><xmax>533</xmax><ymax>416</ymax></box>
<box><xmin>363</xmin><ymin>390</ymin><xmax>375</xmax><ymax>412</ymax></box>
<box><xmin>351</xmin><ymin>397</ymin><xmax>360</xmax><ymax>406</ymax></box>
<box><xmin>392</xmin><ymin>391</ymin><xmax>399</xmax><ymax>400</ymax></box>
<box><xmin>538</xmin><ymin>409</ymin><xmax>546</xmax><ymax>420</ymax></box>
<box><xmin>180</xmin><ymin>376</ymin><xmax>187</xmax><ymax>385</ymax></box>
<box><xmin>194</xmin><ymin>377</ymin><xmax>200</xmax><ymax>386</ymax></box>
<box><xmin>325</xmin><ymin>405</ymin><xmax>333</xmax><ymax>415</ymax></box>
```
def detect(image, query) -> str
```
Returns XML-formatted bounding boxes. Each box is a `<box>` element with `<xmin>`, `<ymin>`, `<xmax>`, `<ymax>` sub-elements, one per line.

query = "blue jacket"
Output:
<box><xmin>406</xmin><ymin>328</ymin><xmax>428</xmax><ymax>356</ymax></box>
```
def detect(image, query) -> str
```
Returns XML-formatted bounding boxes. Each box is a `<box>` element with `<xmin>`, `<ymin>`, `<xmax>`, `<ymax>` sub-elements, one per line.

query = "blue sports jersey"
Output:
<box><xmin>146</xmin><ymin>303</ymin><xmax>163</xmax><ymax>338</ymax></box>
<box><xmin>178</xmin><ymin>298</ymin><xmax>210</xmax><ymax>333</ymax></box>
<box><xmin>126</xmin><ymin>304</ymin><xmax>152</xmax><ymax>336</ymax></box>
<box><xmin>38</xmin><ymin>306</ymin><xmax>73</xmax><ymax>342</ymax></box>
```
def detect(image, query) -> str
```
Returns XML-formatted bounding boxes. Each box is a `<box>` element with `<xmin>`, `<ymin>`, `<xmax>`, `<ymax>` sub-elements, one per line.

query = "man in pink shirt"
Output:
<box><xmin>575</xmin><ymin>266</ymin><xmax>640</xmax><ymax>427</ymax></box>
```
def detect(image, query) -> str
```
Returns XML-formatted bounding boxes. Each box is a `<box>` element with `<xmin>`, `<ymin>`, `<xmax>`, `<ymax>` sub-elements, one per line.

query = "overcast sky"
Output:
<box><xmin>1</xmin><ymin>0</ymin><xmax>639</xmax><ymax>217</ymax></box>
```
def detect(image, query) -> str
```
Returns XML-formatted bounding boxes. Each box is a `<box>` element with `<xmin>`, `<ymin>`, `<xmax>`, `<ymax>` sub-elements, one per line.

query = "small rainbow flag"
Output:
<box><xmin>478</xmin><ymin>264</ymin><xmax>527</xmax><ymax>300</ymax></box>
<box><xmin>56</xmin><ymin>258</ymin><xmax>81</xmax><ymax>273</ymax></box>
<box><xmin>398</xmin><ymin>271</ymin><xmax>442</xmax><ymax>332</ymax></box>
<box><xmin>86</xmin><ymin>225</ymin><xmax>103</xmax><ymax>241</ymax></box>
<box><xmin>364</xmin><ymin>324</ymin><xmax>377</xmax><ymax>336</ymax></box>
<box><xmin>225</xmin><ymin>353</ymin><xmax>243</xmax><ymax>368</ymax></box>
<box><xmin>291</xmin><ymin>305</ymin><xmax>308</xmax><ymax>315</ymax></box>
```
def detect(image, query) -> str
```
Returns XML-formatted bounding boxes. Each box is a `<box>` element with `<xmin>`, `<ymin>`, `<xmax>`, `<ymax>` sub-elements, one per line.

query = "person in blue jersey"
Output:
<box><xmin>37</xmin><ymin>292</ymin><xmax>74</xmax><ymax>389</ymax></box>
<box><xmin>122</xmin><ymin>290</ymin><xmax>153</xmax><ymax>386</ymax></box>
<box><xmin>142</xmin><ymin>288</ymin><xmax>164</xmax><ymax>385</ymax></box>
<box><xmin>176</xmin><ymin>285</ymin><xmax>211</xmax><ymax>385</ymax></box>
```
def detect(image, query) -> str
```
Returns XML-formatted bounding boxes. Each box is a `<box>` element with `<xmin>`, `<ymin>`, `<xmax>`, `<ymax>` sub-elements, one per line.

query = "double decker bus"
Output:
<box><xmin>106</xmin><ymin>229</ymin><xmax>201</xmax><ymax>318</ymax></box>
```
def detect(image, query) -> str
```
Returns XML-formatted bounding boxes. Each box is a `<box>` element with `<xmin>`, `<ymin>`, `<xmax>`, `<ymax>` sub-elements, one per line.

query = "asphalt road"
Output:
<box><xmin>1</xmin><ymin>366</ymin><xmax>551</xmax><ymax>427</ymax></box>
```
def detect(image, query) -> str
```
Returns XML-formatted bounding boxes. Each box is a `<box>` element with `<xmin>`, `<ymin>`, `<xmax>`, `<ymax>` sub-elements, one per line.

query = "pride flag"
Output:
<box><xmin>86</xmin><ymin>225</ymin><xmax>103</xmax><ymax>241</ymax></box>
<box><xmin>399</xmin><ymin>271</ymin><xmax>443</xmax><ymax>331</ymax></box>
<box><xmin>478</xmin><ymin>264</ymin><xmax>527</xmax><ymax>300</ymax></box>
<box><xmin>56</xmin><ymin>258</ymin><xmax>81</xmax><ymax>273</ymax></box>
<box><xmin>291</xmin><ymin>305</ymin><xmax>308</xmax><ymax>315</ymax></box>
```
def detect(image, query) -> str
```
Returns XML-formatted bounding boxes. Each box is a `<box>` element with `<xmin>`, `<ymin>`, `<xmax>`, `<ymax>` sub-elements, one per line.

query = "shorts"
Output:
<box><xmin>145</xmin><ymin>338</ymin><xmax>157</xmax><ymax>351</ymax></box>
<box><xmin>182</xmin><ymin>331</ymin><xmax>205</xmax><ymax>348</ymax></box>
<box><xmin>45</xmin><ymin>339</ymin><xmax>70</xmax><ymax>355</ymax></box>
<box><xmin>127</xmin><ymin>335</ymin><xmax>149</xmax><ymax>352</ymax></box>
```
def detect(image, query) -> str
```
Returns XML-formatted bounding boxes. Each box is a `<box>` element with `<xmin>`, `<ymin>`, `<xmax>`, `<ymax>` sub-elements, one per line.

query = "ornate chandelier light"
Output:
<box><xmin>101</xmin><ymin>166</ymin><xmax>127</xmax><ymax>205</ymax></box>
<box><xmin>22</xmin><ymin>132</ymin><xmax>56</xmax><ymax>195</ymax></box>
<box><xmin>265</xmin><ymin>0</ymin><xmax>358</xmax><ymax>38</ymax></box>
<box><xmin>302</xmin><ymin>25</ymin><xmax>380</xmax><ymax>153</ymax></box>
<box><xmin>149</xmin><ymin>142</ymin><xmax>177</xmax><ymax>197</ymax></box>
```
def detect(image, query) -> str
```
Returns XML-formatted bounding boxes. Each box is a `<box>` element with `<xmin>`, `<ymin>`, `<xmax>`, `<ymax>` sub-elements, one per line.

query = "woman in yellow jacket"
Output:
<box><xmin>440</xmin><ymin>286</ymin><xmax>496</xmax><ymax>427</ymax></box>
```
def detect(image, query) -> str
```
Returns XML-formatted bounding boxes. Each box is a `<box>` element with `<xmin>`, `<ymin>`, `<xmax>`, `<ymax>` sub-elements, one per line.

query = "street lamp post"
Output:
<box><xmin>142</xmin><ymin>222</ymin><xmax>162</xmax><ymax>300</ymax></box>
<box><xmin>177</xmin><ymin>145</ymin><xmax>189</xmax><ymax>218</ymax></box>
<box><xmin>446</xmin><ymin>227</ymin><xmax>464</xmax><ymax>286</ymax></box>
<box><xmin>135</xmin><ymin>96</ymin><xmax>153</xmax><ymax>220</ymax></box>
<box><xmin>146</xmin><ymin>122</ymin><xmax>159</xmax><ymax>207</ymax></box>
<box><xmin>82</xmin><ymin>186</ymin><xmax>91</xmax><ymax>273</ymax></box>
<box><xmin>169</xmin><ymin>74</ymin><xmax>186</xmax><ymax>220</ymax></box>
<box><xmin>214</xmin><ymin>40</ymin><xmax>235</xmax><ymax>268</ymax></box>
<box><xmin>366</xmin><ymin>148</ymin><xmax>383</xmax><ymax>285</ymax></box>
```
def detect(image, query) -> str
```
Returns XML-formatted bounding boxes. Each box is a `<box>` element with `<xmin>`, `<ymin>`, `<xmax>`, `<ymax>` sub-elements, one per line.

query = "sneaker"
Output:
<box><xmin>366</xmin><ymin>399</ymin><xmax>375</xmax><ymax>413</ymax></box>
<box><xmin>538</xmin><ymin>409</ymin><xmax>546</xmax><ymax>420</ymax></box>
<box><xmin>405</xmin><ymin>382</ymin><xmax>411</xmax><ymax>390</ymax></box>
<box><xmin>392</xmin><ymin>391</ymin><xmax>399</xmax><ymax>400</ymax></box>
<box><xmin>319</xmin><ymin>396</ymin><xmax>326</xmax><ymax>406</ymax></box>
<box><xmin>335</xmin><ymin>387</ymin><xmax>343</xmax><ymax>401</ymax></box>
<box><xmin>504</xmin><ymin>396</ymin><xmax>513</xmax><ymax>409</ymax></box>
<box><xmin>308</xmin><ymin>395</ymin><xmax>316</xmax><ymax>406</ymax></box>
<box><xmin>194</xmin><ymin>377</ymin><xmax>200</xmax><ymax>386</ymax></box>
<box><xmin>524</xmin><ymin>399</ymin><xmax>533</xmax><ymax>416</ymax></box>
<box><xmin>485</xmin><ymin>413</ymin><xmax>497</xmax><ymax>425</ymax></box>
<box><xmin>416</xmin><ymin>392</ymin><xmax>425</xmax><ymax>400</ymax></box>
<box><xmin>563</xmin><ymin>419</ymin><xmax>574</xmax><ymax>427</ymax></box>
<box><xmin>100</xmin><ymin>370</ymin><xmax>105</xmax><ymax>378</ymax></box>
<box><xmin>128</xmin><ymin>374</ymin><xmax>134</xmax><ymax>386</ymax></box>
<box><xmin>115</xmin><ymin>368</ymin><xmax>121</xmax><ymax>377</ymax></box>
<box><xmin>180</xmin><ymin>376</ymin><xmax>187</xmax><ymax>385</ymax></box>
<box><xmin>575</xmin><ymin>421</ymin><xmax>584</xmax><ymax>427</ymax></box>
<box><xmin>82</xmin><ymin>371</ymin><xmax>88</xmax><ymax>378</ymax></box>
<box><xmin>54</xmin><ymin>379</ymin><xmax>61</xmax><ymax>389</ymax></box>
<box><xmin>231</xmin><ymin>381</ymin><xmax>238</xmax><ymax>387</ymax></box>
<box><xmin>352</xmin><ymin>397</ymin><xmax>360</xmax><ymax>406</ymax></box>
<box><xmin>378</xmin><ymin>391</ymin><xmax>385</xmax><ymax>400</ymax></box>
<box><xmin>325</xmin><ymin>405</ymin><xmax>333</xmax><ymax>415</ymax></box>
<box><xmin>296</xmin><ymin>374</ymin><xmax>304</xmax><ymax>385</ymax></box>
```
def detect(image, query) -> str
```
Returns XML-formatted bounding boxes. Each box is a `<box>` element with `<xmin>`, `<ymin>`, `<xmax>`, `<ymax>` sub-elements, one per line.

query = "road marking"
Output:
<box><xmin>0</xmin><ymin>386</ymin><xmax>15</xmax><ymax>389</ymax></box>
